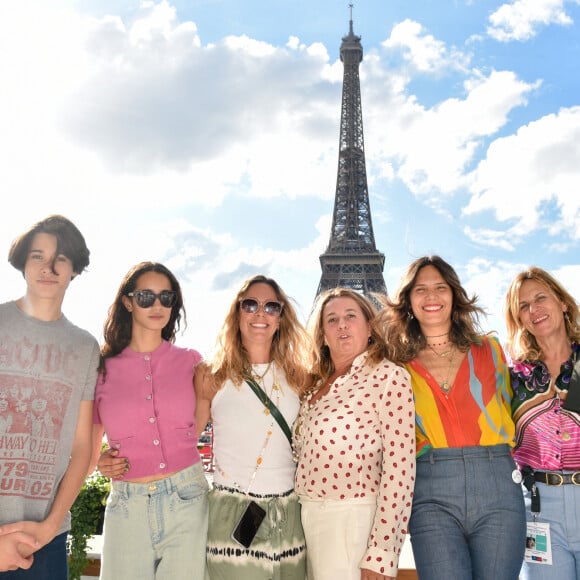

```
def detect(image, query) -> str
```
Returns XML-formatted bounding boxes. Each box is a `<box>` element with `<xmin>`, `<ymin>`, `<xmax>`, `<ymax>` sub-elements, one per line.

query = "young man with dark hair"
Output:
<box><xmin>0</xmin><ymin>215</ymin><xmax>100</xmax><ymax>578</ymax></box>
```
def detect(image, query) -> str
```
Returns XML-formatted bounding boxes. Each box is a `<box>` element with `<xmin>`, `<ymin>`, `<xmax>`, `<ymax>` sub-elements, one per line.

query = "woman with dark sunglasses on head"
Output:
<box><xmin>90</xmin><ymin>262</ymin><xmax>209</xmax><ymax>580</ymax></box>
<box><xmin>194</xmin><ymin>274</ymin><xmax>312</xmax><ymax>580</ymax></box>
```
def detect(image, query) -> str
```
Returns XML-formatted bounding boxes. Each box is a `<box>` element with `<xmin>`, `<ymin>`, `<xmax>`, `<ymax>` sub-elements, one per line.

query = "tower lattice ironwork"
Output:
<box><xmin>315</xmin><ymin>10</ymin><xmax>387</xmax><ymax>302</ymax></box>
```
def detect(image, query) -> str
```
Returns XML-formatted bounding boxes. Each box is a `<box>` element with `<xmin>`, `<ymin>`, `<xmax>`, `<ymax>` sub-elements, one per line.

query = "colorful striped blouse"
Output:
<box><xmin>510</xmin><ymin>343</ymin><xmax>580</xmax><ymax>470</ymax></box>
<box><xmin>407</xmin><ymin>335</ymin><xmax>515</xmax><ymax>457</ymax></box>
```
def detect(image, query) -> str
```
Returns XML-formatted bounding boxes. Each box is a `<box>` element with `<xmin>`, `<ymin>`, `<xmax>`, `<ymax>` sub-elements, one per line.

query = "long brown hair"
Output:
<box><xmin>377</xmin><ymin>255</ymin><xmax>485</xmax><ymax>364</ymax></box>
<box><xmin>505</xmin><ymin>266</ymin><xmax>580</xmax><ymax>361</ymax></box>
<box><xmin>100</xmin><ymin>262</ymin><xmax>185</xmax><ymax>372</ymax></box>
<box><xmin>209</xmin><ymin>275</ymin><xmax>312</xmax><ymax>394</ymax></box>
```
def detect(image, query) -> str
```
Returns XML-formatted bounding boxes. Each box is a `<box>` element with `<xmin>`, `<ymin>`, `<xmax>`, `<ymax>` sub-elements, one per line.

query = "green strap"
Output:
<box><xmin>244</xmin><ymin>376</ymin><xmax>293</xmax><ymax>445</ymax></box>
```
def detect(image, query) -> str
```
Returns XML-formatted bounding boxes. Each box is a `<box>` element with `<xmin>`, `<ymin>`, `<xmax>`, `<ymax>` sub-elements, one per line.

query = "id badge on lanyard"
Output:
<box><xmin>525</xmin><ymin>521</ymin><xmax>552</xmax><ymax>565</ymax></box>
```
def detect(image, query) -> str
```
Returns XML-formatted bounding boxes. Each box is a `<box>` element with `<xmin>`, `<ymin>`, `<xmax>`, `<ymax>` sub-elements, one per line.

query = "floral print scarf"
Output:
<box><xmin>510</xmin><ymin>342</ymin><xmax>580</xmax><ymax>418</ymax></box>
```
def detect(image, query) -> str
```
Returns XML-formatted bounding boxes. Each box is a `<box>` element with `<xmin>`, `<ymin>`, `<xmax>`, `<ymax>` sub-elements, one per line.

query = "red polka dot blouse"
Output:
<box><xmin>294</xmin><ymin>353</ymin><xmax>416</xmax><ymax>577</ymax></box>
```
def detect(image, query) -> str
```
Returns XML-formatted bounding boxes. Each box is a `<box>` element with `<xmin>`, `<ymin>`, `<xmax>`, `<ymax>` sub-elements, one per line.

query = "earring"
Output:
<box><xmin>407</xmin><ymin>311</ymin><xmax>414</xmax><ymax>320</ymax></box>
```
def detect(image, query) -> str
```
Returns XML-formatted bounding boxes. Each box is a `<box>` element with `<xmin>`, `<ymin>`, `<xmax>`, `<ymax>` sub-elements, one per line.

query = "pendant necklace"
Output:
<box><xmin>439</xmin><ymin>347</ymin><xmax>456</xmax><ymax>393</ymax></box>
<box><xmin>215</xmin><ymin>363</ymin><xmax>279</xmax><ymax>492</ymax></box>
<box><xmin>251</xmin><ymin>362</ymin><xmax>279</xmax><ymax>415</ymax></box>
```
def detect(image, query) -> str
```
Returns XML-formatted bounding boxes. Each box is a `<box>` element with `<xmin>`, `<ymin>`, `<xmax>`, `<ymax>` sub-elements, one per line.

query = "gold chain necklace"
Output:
<box><xmin>439</xmin><ymin>348</ymin><xmax>456</xmax><ymax>393</ymax></box>
<box><xmin>427</xmin><ymin>343</ymin><xmax>453</xmax><ymax>358</ymax></box>
<box><xmin>252</xmin><ymin>362</ymin><xmax>279</xmax><ymax>415</ymax></box>
<box><xmin>425</xmin><ymin>332</ymin><xmax>449</xmax><ymax>338</ymax></box>
<box><xmin>215</xmin><ymin>364</ymin><xmax>279</xmax><ymax>493</ymax></box>
<box><xmin>252</xmin><ymin>361</ymin><xmax>272</xmax><ymax>382</ymax></box>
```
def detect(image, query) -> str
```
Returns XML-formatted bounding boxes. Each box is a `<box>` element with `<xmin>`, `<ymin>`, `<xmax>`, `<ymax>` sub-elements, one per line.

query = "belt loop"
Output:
<box><xmin>488</xmin><ymin>447</ymin><xmax>493</xmax><ymax>460</ymax></box>
<box><xmin>429</xmin><ymin>451</ymin><xmax>435</xmax><ymax>465</ymax></box>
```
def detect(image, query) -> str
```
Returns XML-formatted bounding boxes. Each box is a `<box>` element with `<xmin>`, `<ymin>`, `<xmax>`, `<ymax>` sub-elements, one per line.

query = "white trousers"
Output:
<box><xmin>299</xmin><ymin>496</ymin><xmax>376</xmax><ymax>580</ymax></box>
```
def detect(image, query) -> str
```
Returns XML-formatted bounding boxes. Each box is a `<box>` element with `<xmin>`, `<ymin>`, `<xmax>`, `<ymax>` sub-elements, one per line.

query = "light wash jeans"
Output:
<box><xmin>99</xmin><ymin>462</ymin><xmax>208</xmax><ymax>580</ymax></box>
<box><xmin>409</xmin><ymin>445</ymin><xmax>526</xmax><ymax>580</ymax></box>
<box><xmin>520</xmin><ymin>478</ymin><xmax>580</xmax><ymax>579</ymax></box>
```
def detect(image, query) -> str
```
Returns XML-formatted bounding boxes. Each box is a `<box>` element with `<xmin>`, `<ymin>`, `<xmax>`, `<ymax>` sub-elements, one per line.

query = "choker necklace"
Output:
<box><xmin>427</xmin><ymin>339</ymin><xmax>449</xmax><ymax>347</ymax></box>
<box><xmin>425</xmin><ymin>332</ymin><xmax>449</xmax><ymax>338</ymax></box>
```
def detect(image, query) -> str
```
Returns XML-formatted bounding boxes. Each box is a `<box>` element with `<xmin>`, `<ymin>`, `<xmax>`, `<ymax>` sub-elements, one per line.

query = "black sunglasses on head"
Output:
<box><xmin>128</xmin><ymin>289</ymin><xmax>177</xmax><ymax>309</ymax></box>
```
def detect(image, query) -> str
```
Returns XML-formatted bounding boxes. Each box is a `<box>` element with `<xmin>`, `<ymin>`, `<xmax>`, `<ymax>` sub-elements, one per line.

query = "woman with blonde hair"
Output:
<box><xmin>195</xmin><ymin>274</ymin><xmax>311</xmax><ymax>579</ymax></box>
<box><xmin>505</xmin><ymin>266</ymin><xmax>580</xmax><ymax>580</ymax></box>
<box><xmin>293</xmin><ymin>287</ymin><xmax>415</xmax><ymax>580</ymax></box>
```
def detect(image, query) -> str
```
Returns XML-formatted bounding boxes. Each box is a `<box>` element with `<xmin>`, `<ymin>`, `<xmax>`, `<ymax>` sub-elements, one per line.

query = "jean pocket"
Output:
<box><xmin>106</xmin><ymin>489</ymin><xmax>129</xmax><ymax>518</ymax></box>
<box><xmin>175</xmin><ymin>479</ymin><xmax>208</xmax><ymax>503</ymax></box>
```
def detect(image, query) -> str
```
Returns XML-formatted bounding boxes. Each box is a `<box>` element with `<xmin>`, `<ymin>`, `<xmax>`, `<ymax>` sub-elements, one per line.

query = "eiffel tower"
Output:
<box><xmin>316</xmin><ymin>7</ymin><xmax>387</xmax><ymax>302</ymax></box>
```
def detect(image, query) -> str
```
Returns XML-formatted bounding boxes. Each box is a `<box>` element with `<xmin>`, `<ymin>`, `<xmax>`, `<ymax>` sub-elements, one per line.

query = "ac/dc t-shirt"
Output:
<box><xmin>0</xmin><ymin>301</ymin><xmax>99</xmax><ymax>534</ymax></box>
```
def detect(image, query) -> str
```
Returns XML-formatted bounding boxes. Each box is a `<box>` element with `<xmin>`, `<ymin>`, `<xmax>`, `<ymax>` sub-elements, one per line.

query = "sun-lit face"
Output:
<box><xmin>322</xmin><ymin>296</ymin><xmax>371</xmax><ymax>369</ymax></box>
<box><xmin>23</xmin><ymin>233</ymin><xmax>75</xmax><ymax>302</ymax></box>
<box><xmin>238</xmin><ymin>282</ymin><xmax>281</xmax><ymax>349</ymax></box>
<box><xmin>518</xmin><ymin>279</ymin><xmax>567</xmax><ymax>340</ymax></box>
<box><xmin>409</xmin><ymin>265</ymin><xmax>453</xmax><ymax>333</ymax></box>
<box><xmin>122</xmin><ymin>271</ymin><xmax>174</xmax><ymax>335</ymax></box>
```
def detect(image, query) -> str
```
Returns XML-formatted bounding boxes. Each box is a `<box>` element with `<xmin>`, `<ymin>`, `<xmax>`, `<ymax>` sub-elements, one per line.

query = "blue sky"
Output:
<box><xmin>1</xmin><ymin>0</ymin><xmax>579</xmax><ymax>357</ymax></box>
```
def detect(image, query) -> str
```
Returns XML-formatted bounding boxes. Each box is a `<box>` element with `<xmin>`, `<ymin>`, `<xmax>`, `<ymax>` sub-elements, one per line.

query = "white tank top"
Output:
<box><xmin>211</xmin><ymin>363</ymin><xmax>299</xmax><ymax>494</ymax></box>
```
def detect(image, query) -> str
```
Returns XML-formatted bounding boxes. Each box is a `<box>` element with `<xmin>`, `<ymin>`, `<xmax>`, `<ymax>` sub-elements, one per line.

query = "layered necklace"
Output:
<box><xmin>251</xmin><ymin>361</ymin><xmax>280</xmax><ymax>415</ymax></box>
<box><xmin>215</xmin><ymin>362</ymin><xmax>280</xmax><ymax>493</ymax></box>
<box><xmin>425</xmin><ymin>333</ymin><xmax>456</xmax><ymax>394</ymax></box>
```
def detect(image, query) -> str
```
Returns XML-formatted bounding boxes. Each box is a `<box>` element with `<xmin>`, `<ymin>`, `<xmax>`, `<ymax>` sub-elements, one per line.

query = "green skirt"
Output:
<box><xmin>207</xmin><ymin>485</ymin><xmax>306</xmax><ymax>580</ymax></box>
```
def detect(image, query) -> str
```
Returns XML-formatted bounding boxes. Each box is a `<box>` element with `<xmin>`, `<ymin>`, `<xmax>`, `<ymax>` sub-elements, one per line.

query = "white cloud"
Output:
<box><xmin>464</xmin><ymin>226</ymin><xmax>517</xmax><ymax>251</ymax></box>
<box><xmin>488</xmin><ymin>0</ymin><xmax>575</xmax><ymax>42</ymax></box>
<box><xmin>382</xmin><ymin>19</ymin><xmax>470</xmax><ymax>73</ymax></box>
<box><xmin>464</xmin><ymin>106</ymin><xmax>580</xmax><ymax>241</ymax></box>
<box><xmin>59</xmin><ymin>7</ymin><xmax>338</xmax><ymax>176</ymax></box>
<box><xmin>364</xmin><ymin>68</ymin><xmax>536</xmax><ymax>199</ymax></box>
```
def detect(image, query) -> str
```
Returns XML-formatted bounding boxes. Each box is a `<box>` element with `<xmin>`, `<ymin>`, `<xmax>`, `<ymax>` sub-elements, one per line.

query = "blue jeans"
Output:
<box><xmin>100</xmin><ymin>462</ymin><xmax>209</xmax><ymax>580</ymax></box>
<box><xmin>0</xmin><ymin>532</ymin><xmax>68</xmax><ymax>579</ymax></box>
<box><xmin>409</xmin><ymin>445</ymin><xmax>526</xmax><ymax>580</ymax></box>
<box><xmin>520</xmin><ymin>479</ymin><xmax>580</xmax><ymax>579</ymax></box>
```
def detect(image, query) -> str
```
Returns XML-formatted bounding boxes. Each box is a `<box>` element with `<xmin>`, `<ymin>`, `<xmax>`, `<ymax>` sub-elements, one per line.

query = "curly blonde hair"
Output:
<box><xmin>209</xmin><ymin>275</ymin><xmax>313</xmax><ymax>394</ymax></box>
